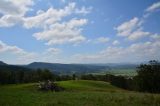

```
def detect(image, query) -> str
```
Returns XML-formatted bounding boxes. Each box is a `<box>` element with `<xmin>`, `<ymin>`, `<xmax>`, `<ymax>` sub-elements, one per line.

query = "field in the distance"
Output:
<box><xmin>0</xmin><ymin>80</ymin><xmax>160</xmax><ymax>106</ymax></box>
<box><xmin>91</xmin><ymin>69</ymin><xmax>137</xmax><ymax>76</ymax></box>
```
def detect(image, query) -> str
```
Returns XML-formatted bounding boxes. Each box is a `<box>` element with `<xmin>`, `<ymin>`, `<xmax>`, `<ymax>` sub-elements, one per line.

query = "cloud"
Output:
<box><xmin>60</xmin><ymin>0</ymin><xmax>66</xmax><ymax>3</ymax></box>
<box><xmin>0</xmin><ymin>40</ymin><xmax>37</xmax><ymax>63</ymax></box>
<box><xmin>45</xmin><ymin>48</ymin><xmax>62</xmax><ymax>55</ymax></box>
<box><xmin>33</xmin><ymin>18</ymin><xmax>87</xmax><ymax>45</ymax></box>
<box><xmin>116</xmin><ymin>17</ymin><xmax>139</xmax><ymax>37</ymax></box>
<box><xmin>0</xmin><ymin>41</ymin><xmax>63</xmax><ymax>63</ymax></box>
<box><xmin>23</xmin><ymin>2</ymin><xmax>76</xmax><ymax>29</ymax></box>
<box><xmin>0</xmin><ymin>15</ymin><xmax>23</xmax><ymax>27</ymax></box>
<box><xmin>95</xmin><ymin>37</ymin><xmax>110</xmax><ymax>43</ymax></box>
<box><xmin>73</xmin><ymin>41</ymin><xmax>160</xmax><ymax>63</ymax></box>
<box><xmin>0</xmin><ymin>0</ymin><xmax>21</xmax><ymax>15</ymax></box>
<box><xmin>116</xmin><ymin>2</ymin><xmax>160</xmax><ymax>41</ymax></box>
<box><xmin>0</xmin><ymin>1</ymin><xmax>91</xmax><ymax>46</ymax></box>
<box><xmin>151</xmin><ymin>33</ymin><xmax>160</xmax><ymax>40</ymax></box>
<box><xmin>146</xmin><ymin>1</ymin><xmax>160</xmax><ymax>12</ymax></box>
<box><xmin>112</xmin><ymin>40</ymin><xmax>120</xmax><ymax>45</ymax></box>
<box><xmin>23</xmin><ymin>2</ymin><xmax>91</xmax><ymax>29</ymax></box>
<box><xmin>22</xmin><ymin>2</ymin><xmax>90</xmax><ymax>45</ymax></box>
<box><xmin>0</xmin><ymin>0</ymin><xmax>34</xmax><ymax>27</ymax></box>
<box><xmin>128</xmin><ymin>30</ymin><xmax>150</xmax><ymax>40</ymax></box>
<box><xmin>116</xmin><ymin>17</ymin><xmax>150</xmax><ymax>40</ymax></box>
<box><xmin>0</xmin><ymin>0</ymin><xmax>34</xmax><ymax>16</ymax></box>
<box><xmin>75</xmin><ymin>6</ymin><xmax>92</xmax><ymax>15</ymax></box>
<box><xmin>0</xmin><ymin>41</ymin><xmax>63</xmax><ymax>64</ymax></box>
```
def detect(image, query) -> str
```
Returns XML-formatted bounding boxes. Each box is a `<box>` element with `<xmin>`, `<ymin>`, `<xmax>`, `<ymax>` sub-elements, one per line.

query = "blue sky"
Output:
<box><xmin>0</xmin><ymin>0</ymin><xmax>160</xmax><ymax>64</ymax></box>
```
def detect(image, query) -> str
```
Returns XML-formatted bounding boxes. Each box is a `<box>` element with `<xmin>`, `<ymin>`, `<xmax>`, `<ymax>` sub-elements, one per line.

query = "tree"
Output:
<box><xmin>136</xmin><ymin>60</ymin><xmax>160</xmax><ymax>93</ymax></box>
<box><xmin>110</xmin><ymin>75</ymin><xmax>128</xmax><ymax>89</ymax></box>
<box><xmin>72</xmin><ymin>74</ymin><xmax>76</xmax><ymax>80</ymax></box>
<box><xmin>40</xmin><ymin>69</ymin><xmax>53</xmax><ymax>80</ymax></box>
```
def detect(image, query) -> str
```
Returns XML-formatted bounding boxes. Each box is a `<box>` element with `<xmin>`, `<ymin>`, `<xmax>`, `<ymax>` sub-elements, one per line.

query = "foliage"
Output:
<box><xmin>135</xmin><ymin>60</ymin><xmax>160</xmax><ymax>93</ymax></box>
<box><xmin>0</xmin><ymin>65</ymin><xmax>72</xmax><ymax>84</ymax></box>
<box><xmin>37</xmin><ymin>80</ymin><xmax>64</xmax><ymax>92</ymax></box>
<box><xmin>81</xmin><ymin>60</ymin><xmax>160</xmax><ymax>93</ymax></box>
<box><xmin>1</xmin><ymin>60</ymin><xmax>160</xmax><ymax>93</ymax></box>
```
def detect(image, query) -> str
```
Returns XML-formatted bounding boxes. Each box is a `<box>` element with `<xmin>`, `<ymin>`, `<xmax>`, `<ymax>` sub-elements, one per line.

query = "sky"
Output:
<box><xmin>0</xmin><ymin>0</ymin><xmax>160</xmax><ymax>64</ymax></box>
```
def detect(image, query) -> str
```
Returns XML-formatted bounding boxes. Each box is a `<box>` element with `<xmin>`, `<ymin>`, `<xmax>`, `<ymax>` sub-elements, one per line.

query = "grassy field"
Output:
<box><xmin>91</xmin><ymin>69</ymin><xmax>137</xmax><ymax>76</ymax></box>
<box><xmin>106</xmin><ymin>69</ymin><xmax>137</xmax><ymax>76</ymax></box>
<box><xmin>0</xmin><ymin>80</ymin><xmax>160</xmax><ymax>106</ymax></box>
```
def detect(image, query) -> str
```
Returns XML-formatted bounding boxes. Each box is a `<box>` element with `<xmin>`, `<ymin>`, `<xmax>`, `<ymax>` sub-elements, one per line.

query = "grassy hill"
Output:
<box><xmin>57</xmin><ymin>80</ymin><xmax>125</xmax><ymax>92</ymax></box>
<box><xmin>0</xmin><ymin>80</ymin><xmax>160</xmax><ymax>106</ymax></box>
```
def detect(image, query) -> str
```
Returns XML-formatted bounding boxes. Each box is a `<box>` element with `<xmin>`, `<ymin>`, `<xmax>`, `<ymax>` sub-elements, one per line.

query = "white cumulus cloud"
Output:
<box><xmin>116</xmin><ymin>17</ymin><xmax>150</xmax><ymax>40</ymax></box>
<box><xmin>45</xmin><ymin>48</ymin><xmax>62</xmax><ymax>55</ymax></box>
<box><xmin>0</xmin><ymin>0</ymin><xmax>34</xmax><ymax>27</ymax></box>
<box><xmin>112</xmin><ymin>40</ymin><xmax>120</xmax><ymax>45</ymax></box>
<box><xmin>95</xmin><ymin>37</ymin><xmax>110</xmax><ymax>43</ymax></box>
<box><xmin>0</xmin><ymin>0</ymin><xmax>34</xmax><ymax>16</ymax></box>
<box><xmin>23</xmin><ymin>2</ymin><xmax>76</xmax><ymax>29</ymax></box>
<box><xmin>73</xmin><ymin>41</ymin><xmax>160</xmax><ymax>63</ymax></box>
<box><xmin>0</xmin><ymin>40</ymin><xmax>37</xmax><ymax>63</ymax></box>
<box><xmin>146</xmin><ymin>1</ymin><xmax>160</xmax><ymax>12</ymax></box>
<box><xmin>33</xmin><ymin>18</ymin><xmax>87</xmax><ymax>45</ymax></box>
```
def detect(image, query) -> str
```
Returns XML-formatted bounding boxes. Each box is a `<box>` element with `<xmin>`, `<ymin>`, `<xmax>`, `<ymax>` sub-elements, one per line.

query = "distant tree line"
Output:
<box><xmin>81</xmin><ymin>60</ymin><xmax>160</xmax><ymax>93</ymax></box>
<box><xmin>0</xmin><ymin>65</ymin><xmax>73</xmax><ymax>84</ymax></box>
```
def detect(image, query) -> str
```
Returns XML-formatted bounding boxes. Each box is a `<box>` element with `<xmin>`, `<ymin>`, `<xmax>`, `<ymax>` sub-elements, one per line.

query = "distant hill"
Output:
<box><xmin>0</xmin><ymin>61</ymin><xmax>7</xmax><ymax>65</ymax></box>
<box><xmin>0</xmin><ymin>64</ymin><xmax>33</xmax><ymax>72</ymax></box>
<box><xmin>27</xmin><ymin>62</ymin><xmax>111</xmax><ymax>75</ymax></box>
<box><xmin>0</xmin><ymin>61</ymin><xmax>33</xmax><ymax>72</ymax></box>
<box><xmin>0</xmin><ymin>61</ymin><xmax>138</xmax><ymax>75</ymax></box>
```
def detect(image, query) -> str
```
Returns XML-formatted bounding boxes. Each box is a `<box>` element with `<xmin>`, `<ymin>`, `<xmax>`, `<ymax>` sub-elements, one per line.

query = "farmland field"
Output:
<box><xmin>106</xmin><ymin>69</ymin><xmax>137</xmax><ymax>76</ymax></box>
<box><xmin>91</xmin><ymin>69</ymin><xmax>137</xmax><ymax>76</ymax></box>
<box><xmin>0</xmin><ymin>80</ymin><xmax>160</xmax><ymax>106</ymax></box>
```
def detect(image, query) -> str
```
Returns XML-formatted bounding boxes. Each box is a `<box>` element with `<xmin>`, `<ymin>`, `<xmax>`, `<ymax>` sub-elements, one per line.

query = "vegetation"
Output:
<box><xmin>1</xmin><ymin>60</ymin><xmax>160</xmax><ymax>93</ymax></box>
<box><xmin>27</xmin><ymin>62</ymin><xmax>111</xmax><ymax>75</ymax></box>
<box><xmin>105</xmin><ymin>69</ymin><xmax>137</xmax><ymax>76</ymax></box>
<box><xmin>0</xmin><ymin>60</ymin><xmax>160</xmax><ymax>105</ymax></box>
<box><xmin>135</xmin><ymin>60</ymin><xmax>160</xmax><ymax>93</ymax></box>
<box><xmin>0</xmin><ymin>65</ymin><xmax>73</xmax><ymax>84</ymax></box>
<box><xmin>57</xmin><ymin>80</ymin><xmax>123</xmax><ymax>92</ymax></box>
<box><xmin>1</xmin><ymin>80</ymin><xmax>160</xmax><ymax>106</ymax></box>
<box><xmin>81</xmin><ymin>60</ymin><xmax>160</xmax><ymax>93</ymax></box>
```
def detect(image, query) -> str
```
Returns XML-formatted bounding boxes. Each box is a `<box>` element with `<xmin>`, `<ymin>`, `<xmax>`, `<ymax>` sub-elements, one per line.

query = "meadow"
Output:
<box><xmin>91</xmin><ymin>69</ymin><xmax>137</xmax><ymax>76</ymax></box>
<box><xmin>0</xmin><ymin>80</ymin><xmax>160</xmax><ymax>106</ymax></box>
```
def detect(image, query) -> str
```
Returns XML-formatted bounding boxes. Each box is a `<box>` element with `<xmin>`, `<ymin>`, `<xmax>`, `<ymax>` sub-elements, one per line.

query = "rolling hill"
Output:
<box><xmin>0</xmin><ymin>80</ymin><xmax>160</xmax><ymax>106</ymax></box>
<box><xmin>26</xmin><ymin>62</ymin><xmax>111</xmax><ymax>75</ymax></box>
<box><xmin>0</xmin><ymin>61</ymin><xmax>32</xmax><ymax>72</ymax></box>
<box><xmin>0</xmin><ymin>61</ymin><xmax>7</xmax><ymax>65</ymax></box>
<box><xmin>0</xmin><ymin>60</ymin><xmax>138</xmax><ymax>75</ymax></box>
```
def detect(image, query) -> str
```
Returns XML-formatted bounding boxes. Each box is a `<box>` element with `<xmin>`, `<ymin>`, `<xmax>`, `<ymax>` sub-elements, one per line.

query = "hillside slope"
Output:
<box><xmin>27</xmin><ymin>62</ymin><xmax>110</xmax><ymax>74</ymax></box>
<box><xmin>57</xmin><ymin>80</ymin><xmax>124</xmax><ymax>92</ymax></box>
<box><xmin>0</xmin><ymin>80</ymin><xmax>160</xmax><ymax>106</ymax></box>
<box><xmin>0</xmin><ymin>61</ymin><xmax>7</xmax><ymax>65</ymax></box>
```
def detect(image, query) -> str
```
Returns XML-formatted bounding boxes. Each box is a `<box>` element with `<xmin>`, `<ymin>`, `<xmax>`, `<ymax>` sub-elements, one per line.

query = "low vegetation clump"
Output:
<box><xmin>37</xmin><ymin>80</ymin><xmax>64</xmax><ymax>92</ymax></box>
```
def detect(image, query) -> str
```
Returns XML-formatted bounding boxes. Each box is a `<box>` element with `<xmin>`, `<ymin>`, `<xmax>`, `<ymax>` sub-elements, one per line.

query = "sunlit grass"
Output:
<box><xmin>0</xmin><ymin>80</ymin><xmax>160</xmax><ymax>106</ymax></box>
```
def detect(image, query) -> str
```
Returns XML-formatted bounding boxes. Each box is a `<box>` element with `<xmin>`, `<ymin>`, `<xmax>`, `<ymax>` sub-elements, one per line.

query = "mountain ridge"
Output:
<box><xmin>0</xmin><ymin>61</ymin><xmax>138</xmax><ymax>75</ymax></box>
<box><xmin>0</xmin><ymin>61</ymin><xmax>7</xmax><ymax>65</ymax></box>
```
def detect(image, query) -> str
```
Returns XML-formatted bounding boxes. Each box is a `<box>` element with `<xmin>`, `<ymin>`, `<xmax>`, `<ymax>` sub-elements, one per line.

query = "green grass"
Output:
<box><xmin>57</xmin><ymin>80</ymin><xmax>125</xmax><ymax>92</ymax></box>
<box><xmin>90</xmin><ymin>69</ymin><xmax>137</xmax><ymax>76</ymax></box>
<box><xmin>106</xmin><ymin>69</ymin><xmax>137</xmax><ymax>76</ymax></box>
<box><xmin>0</xmin><ymin>80</ymin><xmax>160</xmax><ymax>106</ymax></box>
<box><xmin>88</xmin><ymin>69</ymin><xmax>137</xmax><ymax>76</ymax></box>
